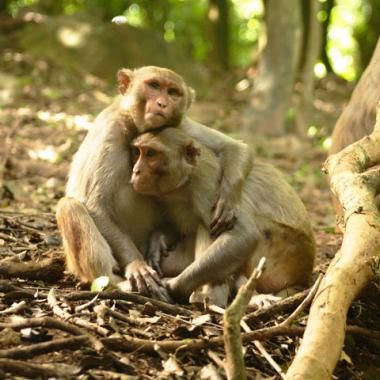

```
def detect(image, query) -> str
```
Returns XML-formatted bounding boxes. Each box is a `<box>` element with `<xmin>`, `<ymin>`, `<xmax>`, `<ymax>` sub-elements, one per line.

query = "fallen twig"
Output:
<box><xmin>0</xmin><ymin>358</ymin><xmax>79</xmax><ymax>378</ymax></box>
<box><xmin>0</xmin><ymin>254</ymin><xmax>64</xmax><ymax>282</ymax></box>
<box><xmin>48</xmin><ymin>288</ymin><xmax>109</xmax><ymax>337</ymax></box>
<box><xmin>102</xmin><ymin>324</ymin><xmax>305</xmax><ymax>353</ymax></box>
<box><xmin>0</xmin><ymin>316</ymin><xmax>83</xmax><ymax>336</ymax></box>
<box><xmin>65</xmin><ymin>290</ymin><xmax>193</xmax><ymax>316</ymax></box>
<box><xmin>244</xmin><ymin>289</ymin><xmax>309</xmax><ymax>324</ymax></box>
<box><xmin>0</xmin><ymin>301</ymin><xmax>26</xmax><ymax>315</ymax></box>
<box><xmin>279</xmin><ymin>275</ymin><xmax>322</xmax><ymax>327</ymax></box>
<box><xmin>223</xmin><ymin>258</ymin><xmax>266</xmax><ymax>380</ymax></box>
<box><xmin>0</xmin><ymin>336</ymin><xmax>89</xmax><ymax>359</ymax></box>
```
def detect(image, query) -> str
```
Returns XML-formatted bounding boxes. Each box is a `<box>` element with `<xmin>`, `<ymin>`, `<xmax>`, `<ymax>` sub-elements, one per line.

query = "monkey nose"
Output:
<box><xmin>157</xmin><ymin>100</ymin><xmax>167</xmax><ymax>108</ymax></box>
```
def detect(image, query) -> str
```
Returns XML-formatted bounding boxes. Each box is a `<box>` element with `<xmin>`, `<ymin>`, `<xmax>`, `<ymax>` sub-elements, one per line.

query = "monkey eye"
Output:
<box><xmin>131</xmin><ymin>146</ymin><xmax>140</xmax><ymax>162</ymax></box>
<box><xmin>145</xmin><ymin>148</ymin><xmax>157</xmax><ymax>158</ymax></box>
<box><xmin>168</xmin><ymin>88</ymin><xmax>181</xmax><ymax>97</ymax></box>
<box><xmin>148</xmin><ymin>81</ymin><xmax>160</xmax><ymax>90</ymax></box>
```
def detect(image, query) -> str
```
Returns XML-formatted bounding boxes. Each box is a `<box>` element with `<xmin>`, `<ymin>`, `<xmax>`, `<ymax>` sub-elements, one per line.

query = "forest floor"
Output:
<box><xmin>0</xmin><ymin>49</ymin><xmax>379</xmax><ymax>379</ymax></box>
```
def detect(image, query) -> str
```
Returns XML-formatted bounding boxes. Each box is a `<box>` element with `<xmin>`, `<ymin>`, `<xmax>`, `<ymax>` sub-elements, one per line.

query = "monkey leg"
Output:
<box><xmin>244</xmin><ymin>224</ymin><xmax>315</xmax><ymax>295</ymax></box>
<box><xmin>159</xmin><ymin>235</ymin><xmax>195</xmax><ymax>277</ymax></box>
<box><xmin>189</xmin><ymin>282</ymin><xmax>230</xmax><ymax>308</ymax></box>
<box><xmin>167</xmin><ymin>224</ymin><xmax>244</xmax><ymax>303</ymax></box>
<box><xmin>56</xmin><ymin>197</ymin><xmax>123</xmax><ymax>284</ymax></box>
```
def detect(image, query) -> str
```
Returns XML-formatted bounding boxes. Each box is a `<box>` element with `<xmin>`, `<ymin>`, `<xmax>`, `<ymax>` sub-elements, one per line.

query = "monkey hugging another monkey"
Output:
<box><xmin>131</xmin><ymin>128</ymin><xmax>315</xmax><ymax>307</ymax></box>
<box><xmin>56</xmin><ymin>65</ymin><xmax>315</xmax><ymax>307</ymax></box>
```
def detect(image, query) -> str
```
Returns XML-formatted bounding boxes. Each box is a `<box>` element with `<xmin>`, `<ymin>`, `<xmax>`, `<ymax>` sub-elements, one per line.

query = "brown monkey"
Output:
<box><xmin>131</xmin><ymin>128</ymin><xmax>315</xmax><ymax>303</ymax></box>
<box><xmin>329</xmin><ymin>38</ymin><xmax>380</xmax><ymax>156</ymax></box>
<box><xmin>56</xmin><ymin>66</ymin><xmax>252</xmax><ymax>299</ymax></box>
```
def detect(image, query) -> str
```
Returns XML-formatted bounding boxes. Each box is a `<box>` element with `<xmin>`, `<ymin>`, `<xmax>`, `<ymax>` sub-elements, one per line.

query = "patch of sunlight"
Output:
<box><xmin>0</xmin><ymin>89</ymin><xmax>12</xmax><ymax>104</ymax></box>
<box><xmin>125</xmin><ymin>3</ymin><xmax>145</xmax><ymax>28</ymax></box>
<box><xmin>235</xmin><ymin>79</ymin><xmax>250</xmax><ymax>92</ymax></box>
<box><xmin>322</xmin><ymin>137</ymin><xmax>332</xmax><ymax>151</ymax></box>
<box><xmin>308</xmin><ymin>125</ymin><xmax>318</xmax><ymax>138</ymax></box>
<box><xmin>37</xmin><ymin>110</ymin><xmax>93</xmax><ymax>130</ymax></box>
<box><xmin>37</xmin><ymin>110</ymin><xmax>66</xmax><ymax>123</ymax></box>
<box><xmin>327</xmin><ymin>0</ymin><xmax>364</xmax><ymax>81</ymax></box>
<box><xmin>208</xmin><ymin>4</ymin><xmax>220</xmax><ymax>21</ymax></box>
<box><xmin>28</xmin><ymin>146</ymin><xmax>60</xmax><ymax>163</ymax></box>
<box><xmin>314</xmin><ymin>62</ymin><xmax>327</xmax><ymax>79</ymax></box>
<box><xmin>329</xmin><ymin>47</ymin><xmax>356</xmax><ymax>81</ymax></box>
<box><xmin>17</xmin><ymin>107</ymin><xmax>33</xmax><ymax>116</ymax></box>
<box><xmin>329</xmin><ymin>26</ymin><xmax>352</xmax><ymax>49</ymax></box>
<box><xmin>0</xmin><ymin>73</ymin><xmax>18</xmax><ymax>105</ymax></box>
<box><xmin>164</xmin><ymin>21</ymin><xmax>175</xmax><ymax>42</ymax></box>
<box><xmin>57</xmin><ymin>24</ymin><xmax>91</xmax><ymax>48</ymax></box>
<box><xmin>73</xmin><ymin>115</ymin><xmax>92</xmax><ymax>130</ymax></box>
<box><xmin>232</xmin><ymin>0</ymin><xmax>264</xmax><ymax>19</ymax></box>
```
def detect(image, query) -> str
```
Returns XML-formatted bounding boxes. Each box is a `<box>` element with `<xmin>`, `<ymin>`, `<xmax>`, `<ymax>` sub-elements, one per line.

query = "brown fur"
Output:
<box><xmin>131</xmin><ymin>128</ymin><xmax>315</xmax><ymax>303</ymax></box>
<box><xmin>56</xmin><ymin>66</ymin><xmax>253</xmax><ymax>300</ymax></box>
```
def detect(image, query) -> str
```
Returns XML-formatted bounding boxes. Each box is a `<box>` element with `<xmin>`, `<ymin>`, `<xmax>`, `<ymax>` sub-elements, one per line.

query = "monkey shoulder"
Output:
<box><xmin>65</xmin><ymin>103</ymin><xmax>135</xmax><ymax>201</ymax></box>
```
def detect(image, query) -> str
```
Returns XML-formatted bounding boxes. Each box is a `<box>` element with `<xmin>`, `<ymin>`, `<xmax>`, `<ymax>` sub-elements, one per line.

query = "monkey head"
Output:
<box><xmin>130</xmin><ymin>128</ymin><xmax>200</xmax><ymax>196</ymax></box>
<box><xmin>118</xmin><ymin>66</ymin><xmax>195</xmax><ymax>132</ymax></box>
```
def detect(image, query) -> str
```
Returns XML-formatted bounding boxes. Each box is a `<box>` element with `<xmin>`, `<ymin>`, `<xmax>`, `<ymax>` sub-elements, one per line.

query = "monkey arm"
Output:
<box><xmin>91</xmin><ymin>207</ymin><xmax>170</xmax><ymax>302</ymax></box>
<box><xmin>182</xmin><ymin>117</ymin><xmax>253</xmax><ymax>236</ymax></box>
<box><xmin>91</xmin><ymin>207</ymin><xmax>144</xmax><ymax>268</ymax></box>
<box><xmin>167</xmin><ymin>220</ymin><xmax>259</xmax><ymax>301</ymax></box>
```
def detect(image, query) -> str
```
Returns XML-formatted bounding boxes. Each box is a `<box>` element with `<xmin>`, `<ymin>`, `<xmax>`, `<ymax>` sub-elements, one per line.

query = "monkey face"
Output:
<box><xmin>142</xmin><ymin>78</ymin><xmax>186</xmax><ymax>130</ymax></box>
<box><xmin>130</xmin><ymin>143</ymin><xmax>167</xmax><ymax>195</ymax></box>
<box><xmin>118</xmin><ymin>66</ymin><xmax>194</xmax><ymax>132</ymax></box>
<box><xmin>131</xmin><ymin>129</ymin><xmax>199</xmax><ymax>197</ymax></box>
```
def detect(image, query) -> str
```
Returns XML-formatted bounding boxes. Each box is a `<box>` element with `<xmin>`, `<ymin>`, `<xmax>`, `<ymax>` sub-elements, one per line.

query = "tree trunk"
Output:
<box><xmin>320</xmin><ymin>0</ymin><xmax>334</xmax><ymax>73</ymax></box>
<box><xmin>207</xmin><ymin>0</ymin><xmax>230</xmax><ymax>70</ymax></box>
<box><xmin>329</xmin><ymin>38</ymin><xmax>380</xmax><ymax>155</ymax></box>
<box><xmin>295</xmin><ymin>0</ymin><xmax>322</xmax><ymax>136</ymax></box>
<box><xmin>243</xmin><ymin>0</ymin><xmax>302</xmax><ymax>136</ymax></box>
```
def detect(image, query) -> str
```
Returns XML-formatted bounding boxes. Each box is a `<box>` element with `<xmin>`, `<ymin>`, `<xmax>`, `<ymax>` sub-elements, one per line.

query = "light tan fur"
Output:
<box><xmin>132</xmin><ymin>128</ymin><xmax>315</xmax><ymax>304</ymax></box>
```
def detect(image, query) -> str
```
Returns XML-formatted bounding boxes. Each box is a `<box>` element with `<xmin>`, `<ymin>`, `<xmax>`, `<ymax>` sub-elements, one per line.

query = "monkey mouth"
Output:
<box><xmin>145</xmin><ymin>113</ymin><xmax>167</xmax><ymax>127</ymax></box>
<box><xmin>149</xmin><ymin>112</ymin><xmax>166</xmax><ymax>119</ymax></box>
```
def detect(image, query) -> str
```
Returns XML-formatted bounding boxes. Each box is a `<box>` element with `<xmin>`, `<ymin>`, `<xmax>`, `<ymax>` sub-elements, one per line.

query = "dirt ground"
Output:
<box><xmin>0</xmin><ymin>50</ymin><xmax>379</xmax><ymax>379</ymax></box>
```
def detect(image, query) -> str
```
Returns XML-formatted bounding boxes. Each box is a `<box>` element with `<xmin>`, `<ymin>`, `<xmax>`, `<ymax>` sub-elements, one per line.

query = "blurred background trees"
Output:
<box><xmin>0</xmin><ymin>0</ymin><xmax>379</xmax><ymax>139</ymax></box>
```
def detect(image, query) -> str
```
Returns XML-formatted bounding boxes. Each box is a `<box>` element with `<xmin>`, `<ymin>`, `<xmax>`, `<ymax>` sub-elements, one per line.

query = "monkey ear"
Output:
<box><xmin>117</xmin><ymin>68</ymin><xmax>133</xmax><ymax>95</ymax></box>
<box><xmin>183</xmin><ymin>141</ymin><xmax>200</xmax><ymax>165</ymax></box>
<box><xmin>187</xmin><ymin>87</ymin><xmax>196</xmax><ymax>108</ymax></box>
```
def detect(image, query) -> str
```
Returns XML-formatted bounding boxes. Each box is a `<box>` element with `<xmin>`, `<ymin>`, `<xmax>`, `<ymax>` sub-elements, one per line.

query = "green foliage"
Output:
<box><xmin>5</xmin><ymin>0</ymin><xmax>377</xmax><ymax>78</ymax></box>
<box><xmin>8</xmin><ymin>0</ymin><xmax>38</xmax><ymax>16</ymax></box>
<box><xmin>230</xmin><ymin>0</ymin><xmax>264</xmax><ymax>66</ymax></box>
<box><xmin>327</xmin><ymin>0</ymin><xmax>364</xmax><ymax>81</ymax></box>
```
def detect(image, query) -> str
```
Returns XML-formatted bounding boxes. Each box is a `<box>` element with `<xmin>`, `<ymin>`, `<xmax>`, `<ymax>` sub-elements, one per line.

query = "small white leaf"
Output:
<box><xmin>91</xmin><ymin>276</ymin><xmax>110</xmax><ymax>292</ymax></box>
<box><xmin>112</xmin><ymin>16</ymin><xmax>128</xmax><ymax>24</ymax></box>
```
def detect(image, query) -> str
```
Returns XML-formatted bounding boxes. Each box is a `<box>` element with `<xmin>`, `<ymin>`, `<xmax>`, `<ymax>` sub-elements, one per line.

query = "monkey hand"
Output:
<box><xmin>121</xmin><ymin>260</ymin><xmax>172</xmax><ymax>302</ymax></box>
<box><xmin>165</xmin><ymin>277</ymin><xmax>189</xmax><ymax>303</ymax></box>
<box><xmin>210</xmin><ymin>192</ymin><xmax>237</xmax><ymax>238</ymax></box>
<box><xmin>146</xmin><ymin>232</ymin><xmax>169</xmax><ymax>276</ymax></box>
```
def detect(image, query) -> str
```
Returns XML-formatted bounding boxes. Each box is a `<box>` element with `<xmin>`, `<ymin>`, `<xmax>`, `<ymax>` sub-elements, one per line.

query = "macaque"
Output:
<box><xmin>328</xmin><ymin>38</ymin><xmax>380</xmax><ymax>156</ymax></box>
<box><xmin>56</xmin><ymin>66</ymin><xmax>253</xmax><ymax>300</ymax></box>
<box><xmin>131</xmin><ymin>128</ymin><xmax>315</xmax><ymax>304</ymax></box>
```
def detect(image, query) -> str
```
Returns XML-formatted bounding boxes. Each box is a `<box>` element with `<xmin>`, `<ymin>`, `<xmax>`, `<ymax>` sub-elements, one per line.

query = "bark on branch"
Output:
<box><xmin>286</xmin><ymin>104</ymin><xmax>380</xmax><ymax>379</ymax></box>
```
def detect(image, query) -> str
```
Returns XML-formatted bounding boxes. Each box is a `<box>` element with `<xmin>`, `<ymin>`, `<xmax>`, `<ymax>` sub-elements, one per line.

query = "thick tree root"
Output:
<box><xmin>286</xmin><ymin>105</ymin><xmax>380</xmax><ymax>379</ymax></box>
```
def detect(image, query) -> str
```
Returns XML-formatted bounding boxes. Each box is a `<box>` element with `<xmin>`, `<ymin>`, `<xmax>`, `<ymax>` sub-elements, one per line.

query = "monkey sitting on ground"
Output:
<box><xmin>56</xmin><ymin>66</ymin><xmax>253</xmax><ymax>300</ymax></box>
<box><xmin>130</xmin><ymin>128</ymin><xmax>315</xmax><ymax>305</ymax></box>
